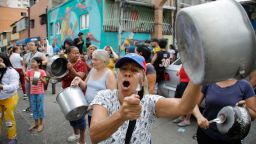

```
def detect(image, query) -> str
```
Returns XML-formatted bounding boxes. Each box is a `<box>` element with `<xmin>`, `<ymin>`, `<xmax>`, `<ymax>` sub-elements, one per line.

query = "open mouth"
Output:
<box><xmin>123</xmin><ymin>81</ymin><xmax>130</xmax><ymax>88</ymax></box>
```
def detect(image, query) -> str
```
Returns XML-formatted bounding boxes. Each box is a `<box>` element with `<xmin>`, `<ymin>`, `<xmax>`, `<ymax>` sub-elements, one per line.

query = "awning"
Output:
<box><xmin>16</xmin><ymin>37</ymin><xmax>41</xmax><ymax>45</ymax></box>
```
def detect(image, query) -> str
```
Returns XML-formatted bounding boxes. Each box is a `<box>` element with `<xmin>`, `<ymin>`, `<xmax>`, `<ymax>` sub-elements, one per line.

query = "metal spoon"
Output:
<box><xmin>209</xmin><ymin>114</ymin><xmax>226</xmax><ymax>124</ymax></box>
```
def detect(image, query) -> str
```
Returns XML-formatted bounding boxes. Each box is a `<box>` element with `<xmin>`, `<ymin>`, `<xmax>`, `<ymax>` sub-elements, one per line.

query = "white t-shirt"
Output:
<box><xmin>90</xmin><ymin>89</ymin><xmax>162</xmax><ymax>144</ymax></box>
<box><xmin>24</xmin><ymin>51</ymin><xmax>44</xmax><ymax>70</ymax></box>
<box><xmin>9</xmin><ymin>53</ymin><xmax>23</xmax><ymax>68</ymax></box>
<box><xmin>169</xmin><ymin>49</ymin><xmax>176</xmax><ymax>59</ymax></box>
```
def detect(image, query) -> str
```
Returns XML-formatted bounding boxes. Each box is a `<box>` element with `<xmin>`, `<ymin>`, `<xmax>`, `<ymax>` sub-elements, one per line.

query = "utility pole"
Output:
<box><xmin>173</xmin><ymin>0</ymin><xmax>178</xmax><ymax>46</ymax></box>
<box><xmin>118</xmin><ymin>0</ymin><xmax>125</xmax><ymax>56</ymax></box>
<box><xmin>28</xmin><ymin>6</ymin><xmax>30</xmax><ymax>38</ymax></box>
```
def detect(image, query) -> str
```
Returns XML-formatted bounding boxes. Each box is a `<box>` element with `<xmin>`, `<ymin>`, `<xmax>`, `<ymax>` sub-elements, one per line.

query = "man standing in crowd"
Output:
<box><xmin>151</xmin><ymin>38</ymin><xmax>161</xmax><ymax>54</ymax></box>
<box><xmin>74</xmin><ymin>32</ymin><xmax>85</xmax><ymax>54</ymax></box>
<box><xmin>151</xmin><ymin>39</ymin><xmax>171</xmax><ymax>83</ymax></box>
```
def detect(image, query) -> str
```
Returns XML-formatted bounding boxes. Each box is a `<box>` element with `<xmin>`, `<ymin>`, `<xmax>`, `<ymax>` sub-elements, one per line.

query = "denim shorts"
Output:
<box><xmin>69</xmin><ymin>117</ymin><xmax>86</xmax><ymax>130</ymax></box>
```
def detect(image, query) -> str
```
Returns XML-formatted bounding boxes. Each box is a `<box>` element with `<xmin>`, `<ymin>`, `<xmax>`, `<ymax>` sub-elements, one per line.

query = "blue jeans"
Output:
<box><xmin>30</xmin><ymin>93</ymin><xmax>45</xmax><ymax>120</ymax></box>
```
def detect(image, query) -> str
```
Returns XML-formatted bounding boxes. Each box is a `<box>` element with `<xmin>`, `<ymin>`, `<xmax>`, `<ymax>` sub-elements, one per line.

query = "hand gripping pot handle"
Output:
<box><xmin>175</xmin><ymin>0</ymin><xmax>256</xmax><ymax>84</ymax></box>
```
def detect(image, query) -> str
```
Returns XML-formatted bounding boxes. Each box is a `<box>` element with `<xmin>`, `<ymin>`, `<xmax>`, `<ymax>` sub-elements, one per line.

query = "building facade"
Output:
<box><xmin>29</xmin><ymin>0</ymin><xmax>48</xmax><ymax>38</ymax></box>
<box><xmin>0</xmin><ymin>0</ymin><xmax>29</xmax><ymax>8</ymax></box>
<box><xmin>47</xmin><ymin>0</ymin><xmax>173</xmax><ymax>55</ymax></box>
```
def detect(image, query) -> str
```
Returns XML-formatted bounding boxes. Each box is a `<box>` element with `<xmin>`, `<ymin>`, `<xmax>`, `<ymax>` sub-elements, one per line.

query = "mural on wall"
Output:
<box><xmin>48</xmin><ymin>0</ymin><xmax>151</xmax><ymax>54</ymax></box>
<box><xmin>48</xmin><ymin>0</ymin><xmax>102</xmax><ymax>48</ymax></box>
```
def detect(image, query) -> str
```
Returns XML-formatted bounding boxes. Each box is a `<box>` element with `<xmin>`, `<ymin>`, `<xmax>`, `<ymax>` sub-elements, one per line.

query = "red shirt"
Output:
<box><xmin>62</xmin><ymin>59</ymin><xmax>87</xmax><ymax>89</ymax></box>
<box><xmin>179</xmin><ymin>65</ymin><xmax>189</xmax><ymax>82</ymax></box>
<box><xmin>26</xmin><ymin>69</ymin><xmax>46</xmax><ymax>94</ymax></box>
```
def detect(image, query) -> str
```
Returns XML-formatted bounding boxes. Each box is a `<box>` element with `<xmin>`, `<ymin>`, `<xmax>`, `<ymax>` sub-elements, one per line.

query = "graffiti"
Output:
<box><xmin>61</xmin><ymin>7</ymin><xmax>79</xmax><ymax>41</ymax></box>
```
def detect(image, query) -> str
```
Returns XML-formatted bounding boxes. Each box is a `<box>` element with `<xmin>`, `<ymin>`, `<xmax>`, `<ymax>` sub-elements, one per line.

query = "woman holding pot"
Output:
<box><xmin>71</xmin><ymin>49</ymin><xmax>117</xmax><ymax>125</ymax></box>
<box><xmin>61</xmin><ymin>46</ymin><xmax>87</xmax><ymax>144</ymax></box>
<box><xmin>104</xmin><ymin>46</ymin><xmax>119</xmax><ymax>72</ymax></box>
<box><xmin>0</xmin><ymin>53</ymin><xmax>19</xmax><ymax>144</ymax></box>
<box><xmin>193</xmin><ymin>79</ymin><xmax>256</xmax><ymax>144</ymax></box>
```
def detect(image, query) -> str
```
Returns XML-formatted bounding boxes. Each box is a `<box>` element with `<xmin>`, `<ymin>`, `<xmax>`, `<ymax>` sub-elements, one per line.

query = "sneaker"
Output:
<box><xmin>172</xmin><ymin>117</ymin><xmax>183</xmax><ymax>123</ymax></box>
<box><xmin>8</xmin><ymin>139</ymin><xmax>17</xmax><ymax>144</ymax></box>
<box><xmin>177</xmin><ymin>120</ymin><xmax>191</xmax><ymax>127</ymax></box>
<box><xmin>67</xmin><ymin>134</ymin><xmax>80</xmax><ymax>142</ymax></box>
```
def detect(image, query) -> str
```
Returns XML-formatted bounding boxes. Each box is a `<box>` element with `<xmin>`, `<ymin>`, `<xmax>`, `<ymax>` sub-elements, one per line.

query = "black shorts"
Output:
<box><xmin>174</xmin><ymin>82</ymin><xmax>188</xmax><ymax>98</ymax></box>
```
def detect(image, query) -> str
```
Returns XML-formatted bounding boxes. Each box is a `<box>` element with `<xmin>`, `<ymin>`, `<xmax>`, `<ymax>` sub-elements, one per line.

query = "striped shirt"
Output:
<box><xmin>26</xmin><ymin>69</ymin><xmax>46</xmax><ymax>94</ymax></box>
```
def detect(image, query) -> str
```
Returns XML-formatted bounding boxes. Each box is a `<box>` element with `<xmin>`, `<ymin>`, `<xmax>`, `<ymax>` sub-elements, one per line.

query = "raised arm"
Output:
<box><xmin>90</xmin><ymin>94</ymin><xmax>141</xmax><ymax>144</ymax></box>
<box><xmin>155</xmin><ymin>82</ymin><xmax>201</xmax><ymax>118</ymax></box>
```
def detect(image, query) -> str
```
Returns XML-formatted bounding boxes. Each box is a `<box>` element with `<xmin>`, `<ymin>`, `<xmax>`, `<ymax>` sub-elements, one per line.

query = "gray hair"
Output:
<box><xmin>92</xmin><ymin>49</ymin><xmax>110</xmax><ymax>65</ymax></box>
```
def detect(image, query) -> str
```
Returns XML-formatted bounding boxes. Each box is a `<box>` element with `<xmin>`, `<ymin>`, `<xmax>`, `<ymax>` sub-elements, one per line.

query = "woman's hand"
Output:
<box><xmin>197</xmin><ymin>116</ymin><xmax>209</xmax><ymax>129</ymax></box>
<box><xmin>71</xmin><ymin>76</ymin><xmax>82</xmax><ymax>86</ymax></box>
<box><xmin>0</xmin><ymin>63</ymin><xmax>6</xmax><ymax>68</ymax></box>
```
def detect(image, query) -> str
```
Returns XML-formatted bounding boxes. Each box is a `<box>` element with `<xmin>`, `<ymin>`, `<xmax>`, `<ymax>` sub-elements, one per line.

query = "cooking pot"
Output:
<box><xmin>47</xmin><ymin>55</ymin><xmax>68</xmax><ymax>79</ymax></box>
<box><xmin>175</xmin><ymin>0</ymin><xmax>256</xmax><ymax>84</ymax></box>
<box><xmin>209</xmin><ymin>105</ymin><xmax>251</xmax><ymax>140</ymax></box>
<box><xmin>32</xmin><ymin>71</ymin><xmax>41</xmax><ymax>85</ymax></box>
<box><xmin>56</xmin><ymin>86</ymin><xmax>89</xmax><ymax>121</ymax></box>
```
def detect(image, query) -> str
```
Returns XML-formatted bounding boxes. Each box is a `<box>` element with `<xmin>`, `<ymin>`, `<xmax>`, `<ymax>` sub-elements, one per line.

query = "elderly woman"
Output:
<box><xmin>0</xmin><ymin>53</ymin><xmax>19</xmax><ymax>144</ymax></box>
<box><xmin>71</xmin><ymin>49</ymin><xmax>117</xmax><ymax>125</ymax></box>
<box><xmin>103</xmin><ymin>46</ymin><xmax>119</xmax><ymax>72</ymax></box>
<box><xmin>89</xmin><ymin>53</ymin><xmax>202</xmax><ymax>144</ymax></box>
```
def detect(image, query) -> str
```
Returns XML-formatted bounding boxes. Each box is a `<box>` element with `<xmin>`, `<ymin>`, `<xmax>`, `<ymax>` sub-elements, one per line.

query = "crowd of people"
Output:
<box><xmin>0</xmin><ymin>31</ymin><xmax>256</xmax><ymax>144</ymax></box>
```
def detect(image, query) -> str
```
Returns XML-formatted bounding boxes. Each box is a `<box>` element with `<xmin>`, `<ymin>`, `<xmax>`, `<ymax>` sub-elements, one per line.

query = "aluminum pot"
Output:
<box><xmin>56</xmin><ymin>86</ymin><xmax>88</xmax><ymax>121</ymax></box>
<box><xmin>175</xmin><ymin>0</ymin><xmax>256</xmax><ymax>84</ymax></box>
<box><xmin>32</xmin><ymin>71</ymin><xmax>41</xmax><ymax>85</ymax></box>
<box><xmin>210</xmin><ymin>105</ymin><xmax>251</xmax><ymax>140</ymax></box>
<box><xmin>47</xmin><ymin>55</ymin><xmax>68</xmax><ymax>79</ymax></box>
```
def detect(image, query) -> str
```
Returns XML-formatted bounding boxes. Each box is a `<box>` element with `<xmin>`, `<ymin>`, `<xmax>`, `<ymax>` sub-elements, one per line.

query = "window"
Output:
<box><xmin>39</xmin><ymin>14</ymin><xmax>47</xmax><ymax>25</ymax></box>
<box><xmin>80</xmin><ymin>14</ymin><xmax>89</xmax><ymax>30</ymax></box>
<box><xmin>56</xmin><ymin>22</ymin><xmax>61</xmax><ymax>34</ymax></box>
<box><xmin>30</xmin><ymin>19</ymin><xmax>35</xmax><ymax>28</ymax></box>
<box><xmin>12</xmin><ymin>26</ymin><xmax>17</xmax><ymax>33</ymax></box>
<box><xmin>50</xmin><ymin>23</ymin><xmax>54</xmax><ymax>36</ymax></box>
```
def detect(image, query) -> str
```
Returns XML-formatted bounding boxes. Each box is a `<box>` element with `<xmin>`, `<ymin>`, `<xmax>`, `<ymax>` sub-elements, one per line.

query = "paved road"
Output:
<box><xmin>1</xmin><ymin>83</ymin><xmax>256</xmax><ymax>144</ymax></box>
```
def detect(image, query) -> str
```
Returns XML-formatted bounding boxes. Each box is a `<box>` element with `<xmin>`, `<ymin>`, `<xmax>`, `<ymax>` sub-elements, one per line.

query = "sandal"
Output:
<box><xmin>28</xmin><ymin>125</ymin><xmax>38</xmax><ymax>132</ymax></box>
<box><xmin>37</xmin><ymin>125</ymin><xmax>44</xmax><ymax>133</ymax></box>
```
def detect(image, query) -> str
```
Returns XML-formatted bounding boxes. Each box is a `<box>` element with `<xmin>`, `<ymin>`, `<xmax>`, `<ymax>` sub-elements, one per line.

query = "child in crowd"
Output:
<box><xmin>26</xmin><ymin>57</ymin><xmax>46</xmax><ymax>133</ymax></box>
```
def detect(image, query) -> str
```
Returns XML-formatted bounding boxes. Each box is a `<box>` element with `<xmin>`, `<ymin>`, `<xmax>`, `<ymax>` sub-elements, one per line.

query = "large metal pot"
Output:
<box><xmin>176</xmin><ymin>0</ymin><xmax>256</xmax><ymax>84</ymax></box>
<box><xmin>47</xmin><ymin>55</ymin><xmax>68</xmax><ymax>79</ymax></box>
<box><xmin>210</xmin><ymin>105</ymin><xmax>251</xmax><ymax>140</ymax></box>
<box><xmin>56</xmin><ymin>86</ymin><xmax>88</xmax><ymax>121</ymax></box>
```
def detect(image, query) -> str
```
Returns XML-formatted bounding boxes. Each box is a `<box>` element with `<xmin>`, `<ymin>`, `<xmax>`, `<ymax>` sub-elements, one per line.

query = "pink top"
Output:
<box><xmin>26</xmin><ymin>69</ymin><xmax>46</xmax><ymax>94</ymax></box>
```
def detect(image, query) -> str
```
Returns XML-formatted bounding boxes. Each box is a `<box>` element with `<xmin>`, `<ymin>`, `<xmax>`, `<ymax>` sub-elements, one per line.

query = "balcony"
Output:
<box><xmin>11</xmin><ymin>33</ymin><xmax>20</xmax><ymax>41</ymax></box>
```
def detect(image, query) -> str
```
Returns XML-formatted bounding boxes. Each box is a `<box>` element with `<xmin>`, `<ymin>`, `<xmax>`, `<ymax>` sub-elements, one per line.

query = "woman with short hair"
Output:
<box><xmin>71</xmin><ymin>49</ymin><xmax>117</xmax><ymax>125</ymax></box>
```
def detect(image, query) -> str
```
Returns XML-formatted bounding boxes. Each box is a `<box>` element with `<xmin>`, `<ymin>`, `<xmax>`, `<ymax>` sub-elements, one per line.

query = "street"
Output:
<box><xmin>0</xmin><ymin>83</ymin><xmax>255</xmax><ymax>144</ymax></box>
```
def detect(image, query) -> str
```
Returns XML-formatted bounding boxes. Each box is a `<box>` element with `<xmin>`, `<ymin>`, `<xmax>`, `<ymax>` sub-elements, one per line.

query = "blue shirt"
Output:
<box><xmin>201</xmin><ymin>80</ymin><xmax>255</xmax><ymax>142</ymax></box>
